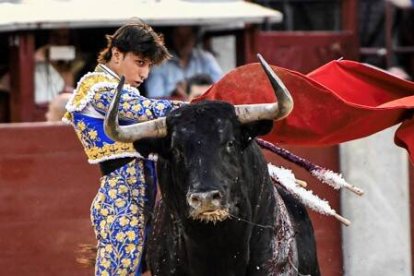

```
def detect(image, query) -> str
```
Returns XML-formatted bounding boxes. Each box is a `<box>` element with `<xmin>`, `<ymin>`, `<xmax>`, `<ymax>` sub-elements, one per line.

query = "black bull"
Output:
<box><xmin>105</xmin><ymin>56</ymin><xmax>320</xmax><ymax>275</ymax></box>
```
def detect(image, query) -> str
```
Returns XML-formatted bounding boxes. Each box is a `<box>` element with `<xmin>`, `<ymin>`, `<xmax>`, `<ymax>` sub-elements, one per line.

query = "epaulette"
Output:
<box><xmin>65</xmin><ymin>72</ymin><xmax>118</xmax><ymax>112</ymax></box>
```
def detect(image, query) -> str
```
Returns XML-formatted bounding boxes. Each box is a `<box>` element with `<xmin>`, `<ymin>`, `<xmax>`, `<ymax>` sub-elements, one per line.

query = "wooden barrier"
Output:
<box><xmin>0</xmin><ymin>122</ymin><xmax>99</xmax><ymax>275</ymax></box>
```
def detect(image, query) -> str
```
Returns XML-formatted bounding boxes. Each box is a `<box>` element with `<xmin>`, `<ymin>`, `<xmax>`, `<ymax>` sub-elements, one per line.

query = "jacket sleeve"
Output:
<box><xmin>90</xmin><ymin>84</ymin><xmax>182</xmax><ymax>123</ymax></box>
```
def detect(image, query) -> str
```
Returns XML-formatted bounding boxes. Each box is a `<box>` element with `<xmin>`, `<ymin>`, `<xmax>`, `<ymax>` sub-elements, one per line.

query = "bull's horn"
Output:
<box><xmin>235</xmin><ymin>54</ymin><xmax>293</xmax><ymax>123</ymax></box>
<box><xmin>104</xmin><ymin>76</ymin><xmax>167</xmax><ymax>143</ymax></box>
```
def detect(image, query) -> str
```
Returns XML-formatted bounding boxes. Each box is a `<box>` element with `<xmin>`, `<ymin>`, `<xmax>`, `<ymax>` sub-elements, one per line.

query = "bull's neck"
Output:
<box><xmin>182</xmin><ymin>220</ymin><xmax>251</xmax><ymax>275</ymax></box>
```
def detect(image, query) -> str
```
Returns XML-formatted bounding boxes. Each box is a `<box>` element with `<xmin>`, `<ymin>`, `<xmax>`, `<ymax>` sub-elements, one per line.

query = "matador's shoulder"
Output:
<box><xmin>66</xmin><ymin>72</ymin><xmax>118</xmax><ymax>112</ymax></box>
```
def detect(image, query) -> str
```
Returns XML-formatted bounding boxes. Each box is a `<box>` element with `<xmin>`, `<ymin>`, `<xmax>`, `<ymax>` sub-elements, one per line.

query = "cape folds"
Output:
<box><xmin>194</xmin><ymin>60</ymin><xmax>414</xmax><ymax>162</ymax></box>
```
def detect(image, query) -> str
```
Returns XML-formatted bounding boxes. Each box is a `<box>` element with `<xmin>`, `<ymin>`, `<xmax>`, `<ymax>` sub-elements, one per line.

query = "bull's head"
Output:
<box><xmin>104</xmin><ymin>54</ymin><xmax>293</xmax><ymax>223</ymax></box>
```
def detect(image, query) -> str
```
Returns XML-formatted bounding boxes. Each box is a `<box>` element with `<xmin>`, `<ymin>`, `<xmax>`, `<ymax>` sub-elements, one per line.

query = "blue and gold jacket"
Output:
<box><xmin>64</xmin><ymin>64</ymin><xmax>177</xmax><ymax>164</ymax></box>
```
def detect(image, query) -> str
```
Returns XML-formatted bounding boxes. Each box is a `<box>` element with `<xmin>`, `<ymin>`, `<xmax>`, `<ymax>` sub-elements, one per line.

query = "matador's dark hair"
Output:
<box><xmin>97</xmin><ymin>21</ymin><xmax>171</xmax><ymax>65</ymax></box>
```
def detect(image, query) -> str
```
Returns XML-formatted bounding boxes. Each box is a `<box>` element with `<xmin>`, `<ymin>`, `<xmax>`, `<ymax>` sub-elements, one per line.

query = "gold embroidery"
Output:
<box><xmin>63</xmin><ymin>112</ymin><xmax>72</xmax><ymax>122</ymax></box>
<box><xmin>85</xmin><ymin>142</ymin><xmax>137</xmax><ymax>162</ymax></box>
<box><xmin>71</xmin><ymin>73</ymin><xmax>116</xmax><ymax>110</ymax></box>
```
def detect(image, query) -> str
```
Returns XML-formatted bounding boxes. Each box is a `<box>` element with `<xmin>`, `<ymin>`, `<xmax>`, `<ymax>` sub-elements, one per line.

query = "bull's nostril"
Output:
<box><xmin>211</xmin><ymin>191</ymin><xmax>222</xmax><ymax>201</ymax></box>
<box><xmin>189</xmin><ymin>194</ymin><xmax>201</xmax><ymax>207</ymax></box>
<box><xmin>187</xmin><ymin>191</ymin><xmax>222</xmax><ymax>209</ymax></box>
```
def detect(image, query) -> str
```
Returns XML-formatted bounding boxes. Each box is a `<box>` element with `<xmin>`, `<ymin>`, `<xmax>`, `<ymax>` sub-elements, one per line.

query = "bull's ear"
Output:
<box><xmin>240</xmin><ymin>120</ymin><xmax>273</xmax><ymax>145</ymax></box>
<box><xmin>133</xmin><ymin>138</ymin><xmax>169</xmax><ymax>158</ymax></box>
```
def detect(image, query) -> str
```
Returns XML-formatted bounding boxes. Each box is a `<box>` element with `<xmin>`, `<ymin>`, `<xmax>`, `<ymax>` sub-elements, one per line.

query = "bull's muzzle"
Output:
<box><xmin>187</xmin><ymin>190</ymin><xmax>230</xmax><ymax>223</ymax></box>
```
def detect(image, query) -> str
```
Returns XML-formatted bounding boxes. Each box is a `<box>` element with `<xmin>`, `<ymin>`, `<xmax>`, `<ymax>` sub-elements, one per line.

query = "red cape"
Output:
<box><xmin>194</xmin><ymin>60</ymin><xmax>414</xmax><ymax>162</ymax></box>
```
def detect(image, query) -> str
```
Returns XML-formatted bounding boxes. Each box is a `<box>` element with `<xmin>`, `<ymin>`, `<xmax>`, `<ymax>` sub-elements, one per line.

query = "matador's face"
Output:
<box><xmin>112</xmin><ymin>48</ymin><xmax>151</xmax><ymax>88</ymax></box>
<box><xmin>118</xmin><ymin>52</ymin><xmax>151</xmax><ymax>88</ymax></box>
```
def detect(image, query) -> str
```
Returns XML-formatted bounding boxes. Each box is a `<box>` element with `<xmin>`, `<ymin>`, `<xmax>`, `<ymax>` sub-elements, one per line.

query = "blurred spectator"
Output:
<box><xmin>34</xmin><ymin>28</ymin><xmax>83</xmax><ymax>104</ymax></box>
<box><xmin>45</xmin><ymin>92</ymin><xmax>72</xmax><ymax>122</ymax></box>
<box><xmin>168</xmin><ymin>73</ymin><xmax>214</xmax><ymax>101</ymax></box>
<box><xmin>34</xmin><ymin>46</ymin><xmax>66</xmax><ymax>104</ymax></box>
<box><xmin>359</xmin><ymin>0</ymin><xmax>414</xmax><ymax>78</ymax></box>
<box><xmin>47</xmin><ymin>28</ymin><xmax>84</xmax><ymax>88</ymax></box>
<box><xmin>145</xmin><ymin>25</ymin><xmax>223</xmax><ymax>98</ymax></box>
<box><xmin>387</xmin><ymin>66</ymin><xmax>411</xmax><ymax>80</ymax></box>
<box><xmin>186</xmin><ymin>73</ymin><xmax>213</xmax><ymax>101</ymax></box>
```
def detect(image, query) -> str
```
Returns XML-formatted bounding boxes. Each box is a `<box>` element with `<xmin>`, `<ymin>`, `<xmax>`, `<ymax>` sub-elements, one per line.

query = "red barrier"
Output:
<box><xmin>0</xmin><ymin>122</ymin><xmax>99</xmax><ymax>275</ymax></box>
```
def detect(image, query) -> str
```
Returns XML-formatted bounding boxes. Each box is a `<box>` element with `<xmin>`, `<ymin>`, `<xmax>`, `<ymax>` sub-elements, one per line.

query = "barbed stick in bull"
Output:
<box><xmin>268</xmin><ymin>163</ymin><xmax>351</xmax><ymax>226</ymax></box>
<box><xmin>257</xmin><ymin>138</ymin><xmax>364</xmax><ymax>196</ymax></box>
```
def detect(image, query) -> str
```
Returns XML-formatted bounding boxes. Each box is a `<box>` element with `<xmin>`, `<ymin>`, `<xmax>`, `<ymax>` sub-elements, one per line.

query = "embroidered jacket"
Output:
<box><xmin>64</xmin><ymin>64</ymin><xmax>177</xmax><ymax>164</ymax></box>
